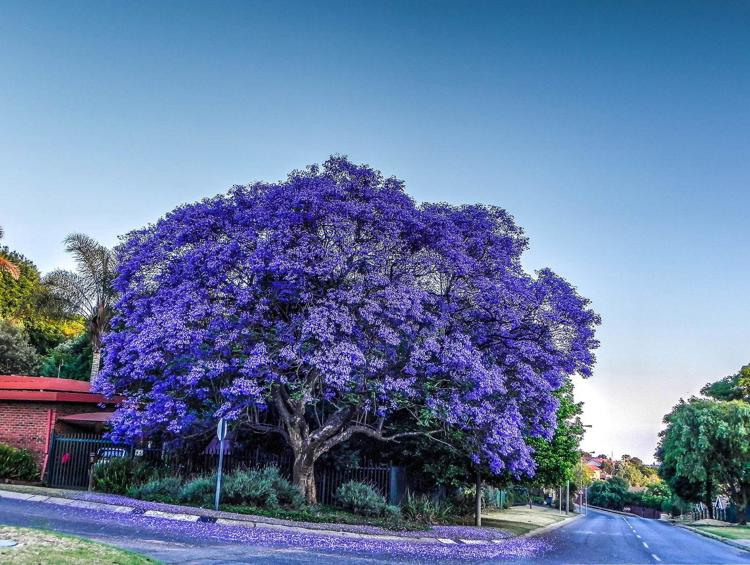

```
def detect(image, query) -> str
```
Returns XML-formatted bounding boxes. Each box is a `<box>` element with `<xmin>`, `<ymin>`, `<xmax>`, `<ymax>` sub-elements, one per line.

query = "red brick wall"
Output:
<box><xmin>0</xmin><ymin>401</ymin><xmax>105</xmax><ymax>468</ymax></box>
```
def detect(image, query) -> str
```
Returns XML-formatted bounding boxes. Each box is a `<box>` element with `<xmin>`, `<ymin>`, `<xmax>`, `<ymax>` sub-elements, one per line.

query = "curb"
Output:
<box><xmin>0</xmin><ymin>487</ymin><xmax>515</xmax><ymax>546</ymax></box>
<box><xmin>674</xmin><ymin>523</ymin><xmax>750</xmax><ymax>553</ymax></box>
<box><xmin>521</xmin><ymin>512</ymin><xmax>582</xmax><ymax>538</ymax></box>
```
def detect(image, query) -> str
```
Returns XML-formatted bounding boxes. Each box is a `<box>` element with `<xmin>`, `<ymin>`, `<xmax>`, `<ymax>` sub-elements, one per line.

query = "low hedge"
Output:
<box><xmin>0</xmin><ymin>443</ymin><xmax>38</xmax><ymax>481</ymax></box>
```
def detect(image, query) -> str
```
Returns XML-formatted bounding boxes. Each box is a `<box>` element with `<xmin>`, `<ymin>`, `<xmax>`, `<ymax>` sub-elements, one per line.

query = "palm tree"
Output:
<box><xmin>45</xmin><ymin>233</ymin><xmax>117</xmax><ymax>380</ymax></box>
<box><xmin>0</xmin><ymin>226</ymin><xmax>20</xmax><ymax>279</ymax></box>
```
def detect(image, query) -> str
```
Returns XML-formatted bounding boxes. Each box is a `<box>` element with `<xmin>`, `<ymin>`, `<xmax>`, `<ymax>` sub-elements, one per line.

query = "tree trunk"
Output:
<box><xmin>740</xmin><ymin>489</ymin><xmax>748</xmax><ymax>525</ymax></box>
<box><xmin>705</xmin><ymin>479</ymin><xmax>714</xmax><ymax>519</ymax></box>
<box><xmin>90</xmin><ymin>348</ymin><xmax>101</xmax><ymax>380</ymax></box>
<box><xmin>292</xmin><ymin>451</ymin><xmax>317</xmax><ymax>505</ymax></box>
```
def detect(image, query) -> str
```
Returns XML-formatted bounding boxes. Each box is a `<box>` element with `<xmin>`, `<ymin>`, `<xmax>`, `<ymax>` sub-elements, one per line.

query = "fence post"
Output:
<box><xmin>388</xmin><ymin>466</ymin><xmax>405</xmax><ymax>506</ymax></box>
<box><xmin>46</xmin><ymin>430</ymin><xmax>57</xmax><ymax>486</ymax></box>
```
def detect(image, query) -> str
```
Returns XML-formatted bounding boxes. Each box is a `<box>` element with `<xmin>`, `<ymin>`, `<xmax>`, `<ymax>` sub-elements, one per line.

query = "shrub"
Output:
<box><xmin>127</xmin><ymin>476</ymin><xmax>182</xmax><ymax>503</ymax></box>
<box><xmin>0</xmin><ymin>443</ymin><xmax>38</xmax><ymax>481</ymax></box>
<box><xmin>220</xmin><ymin>466</ymin><xmax>302</xmax><ymax>509</ymax></box>
<box><xmin>91</xmin><ymin>457</ymin><xmax>153</xmax><ymax>495</ymax></box>
<box><xmin>401</xmin><ymin>492</ymin><xmax>453</xmax><ymax>524</ymax></box>
<box><xmin>179</xmin><ymin>475</ymin><xmax>216</xmax><ymax>506</ymax></box>
<box><xmin>335</xmin><ymin>481</ymin><xmax>388</xmax><ymax>517</ymax></box>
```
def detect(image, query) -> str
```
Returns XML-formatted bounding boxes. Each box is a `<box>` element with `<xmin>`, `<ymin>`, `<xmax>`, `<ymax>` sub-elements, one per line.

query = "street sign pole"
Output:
<box><xmin>214</xmin><ymin>418</ymin><xmax>228</xmax><ymax>511</ymax></box>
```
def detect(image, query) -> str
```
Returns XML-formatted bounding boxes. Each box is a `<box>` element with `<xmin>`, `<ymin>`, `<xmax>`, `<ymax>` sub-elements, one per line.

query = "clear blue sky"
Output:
<box><xmin>1</xmin><ymin>1</ymin><xmax>748</xmax><ymax>461</ymax></box>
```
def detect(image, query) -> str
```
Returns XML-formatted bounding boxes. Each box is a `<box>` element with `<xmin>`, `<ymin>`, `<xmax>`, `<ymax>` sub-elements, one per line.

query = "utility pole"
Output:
<box><xmin>566</xmin><ymin>480</ymin><xmax>569</xmax><ymax>515</ymax></box>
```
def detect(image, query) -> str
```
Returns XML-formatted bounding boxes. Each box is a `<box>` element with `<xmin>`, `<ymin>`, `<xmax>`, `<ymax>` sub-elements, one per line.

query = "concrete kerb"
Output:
<box><xmin>674</xmin><ymin>522</ymin><xmax>750</xmax><ymax>553</ymax></box>
<box><xmin>520</xmin><ymin>511</ymin><xmax>582</xmax><ymax>538</ymax></box>
<box><xmin>0</xmin><ymin>489</ymin><xmax>134</xmax><ymax>514</ymax></box>
<box><xmin>0</xmin><ymin>487</ymin><xmax>508</xmax><ymax>545</ymax></box>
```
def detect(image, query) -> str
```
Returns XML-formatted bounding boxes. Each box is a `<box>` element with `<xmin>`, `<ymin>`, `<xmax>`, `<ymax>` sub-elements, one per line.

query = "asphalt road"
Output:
<box><xmin>0</xmin><ymin>497</ymin><xmax>748</xmax><ymax>564</ymax></box>
<box><xmin>533</xmin><ymin>508</ymin><xmax>750</xmax><ymax>564</ymax></box>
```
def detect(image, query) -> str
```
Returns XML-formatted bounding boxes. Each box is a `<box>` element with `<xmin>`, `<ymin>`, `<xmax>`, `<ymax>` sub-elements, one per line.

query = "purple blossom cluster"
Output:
<box><xmin>95</xmin><ymin>156</ymin><xmax>599</xmax><ymax>477</ymax></box>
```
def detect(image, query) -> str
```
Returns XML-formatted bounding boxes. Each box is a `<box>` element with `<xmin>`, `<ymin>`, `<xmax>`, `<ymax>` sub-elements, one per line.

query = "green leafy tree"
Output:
<box><xmin>0</xmin><ymin>243</ymin><xmax>83</xmax><ymax>358</ymax></box>
<box><xmin>0</xmin><ymin>321</ymin><xmax>41</xmax><ymax>374</ymax></box>
<box><xmin>657</xmin><ymin>399</ymin><xmax>726</xmax><ymax>519</ymax></box>
<box><xmin>44</xmin><ymin>234</ymin><xmax>116</xmax><ymax>379</ymax></box>
<box><xmin>702</xmin><ymin>364</ymin><xmax>750</xmax><ymax>401</ymax></box>
<box><xmin>708</xmin><ymin>401</ymin><xmax>750</xmax><ymax>524</ymax></box>
<box><xmin>0</xmin><ymin>247</ymin><xmax>40</xmax><ymax>321</ymax></box>
<box><xmin>588</xmin><ymin>477</ymin><xmax>629</xmax><ymax>510</ymax></box>
<box><xmin>39</xmin><ymin>333</ymin><xmax>93</xmax><ymax>380</ymax></box>
<box><xmin>0</xmin><ymin>227</ymin><xmax>20</xmax><ymax>279</ymax></box>
<box><xmin>615</xmin><ymin>459</ymin><xmax>646</xmax><ymax>487</ymax></box>
<box><xmin>526</xmin><ymin>378</ymin><xmax>585</xmax><ymax>488</ymax></box>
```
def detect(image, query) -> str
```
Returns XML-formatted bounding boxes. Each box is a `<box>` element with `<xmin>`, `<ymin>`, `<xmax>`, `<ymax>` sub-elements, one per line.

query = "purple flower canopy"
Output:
<box><xmin>95</xmin><ymin>157</ymin><xmax>599</xmax><ymax>478</ymax></box>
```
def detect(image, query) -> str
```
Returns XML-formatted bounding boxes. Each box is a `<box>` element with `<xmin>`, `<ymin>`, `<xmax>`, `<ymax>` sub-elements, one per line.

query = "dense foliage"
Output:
<box><xmin>701</xmin><ymin>364</ymin><xmax>750</xmax><ymax>401</ymax></box>
<box><xmin>91</xmin><ymin>457</ymin><xmax>154</xmax><ymax>495</ymax></box>
<box><xmin>0</xmin><ymin>443</ymin><xmax>39</xmax><ymax>481</ymax></box>
<box><xmin>588</xmin><ymin>477</ymin><xmax>672</xmax><ymax>513</ymax></box>
<box><xmin>335</xmin><ymin>480</ymin><xmax>397</xmax><ymax>517</ymax></box>
<box><xmin>44</xmin><ymin>233</ymin><xmax>117</xmax><ymax>379</ymax></box>
<box><xmin>0</xmin><ymin>248</ymin><xmax>40</xmax><ymax>321</ymax></box>
<box><xmin>0</xmin><ymin>239</ymin><xmax>87</xmax><ymax>374</ymax></box>
<box><xmin>401</xmin><ymin>491</ymin><xmax>457</xmax><ymax>524</ymax></box>
<box><xmin>0</xmin><ymin>321</ymin><xmax>41</xmax><ymax>374</ymax></box>
<box><xmin>223</xmin><ymin>466</ymin><xmax>303</xmax><ymax>509</ymax></box>
<box><xmin>127</xmin><ymin>476</ymin><xmax>183</xmax><ymax>502</ymax></box>
<box><xmin>39</xmin><ymin>332</ymin><xmax>93</xmax><ymax>380</ymax></box>
<box><xmin>525</xmin><ymin>379</ymin><xmax>584</xmax><ymax>488</ymax></box>
<box><xmin>97</xmin><ymin>157</ymin><xmax>599</xmax><ymax>502</ymax></box>
<box><xmin>612</xmin><ymin>455</ymin><xmax>659</xmax><ymax>487</ymax></box>
<box><xmin>658</xmin><ymin>365</ymin><xmax>750</xmax><ymax>523</ymax></box>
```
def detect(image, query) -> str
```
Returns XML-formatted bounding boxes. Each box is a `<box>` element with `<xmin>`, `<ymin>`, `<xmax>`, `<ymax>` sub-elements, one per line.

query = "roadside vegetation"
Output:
<box><xmin>91</xmin><ymin>458</ymin><xmax>511</xmax><ymax>530</ymax></box>
<box><xmin>0</xmin><ymin>526</ymin><xmax>157</xmax><ymax>564</ymax></box>
<box><xmin>0</xmin><ymin>443</ymin><xmax>38</xmax><ymax>481</ymax></box>
<box><xmin>657</xmin><ymin>363</ymin><xmax>750</xmax><ymax>524</ymax></box>
<box><xmin>693</xmin><ymin>525</ymin><xmax>750</xmax><ymax>541</ymax></box>
<box><xmin>0</xmin><ymin>226</ymin><xmax>106</xmax><ymax>379</ymax></box>
<box><xmin>587</xmin><ymin>477</ymin><xmax>679</xmax><ymax>514</ymax></box>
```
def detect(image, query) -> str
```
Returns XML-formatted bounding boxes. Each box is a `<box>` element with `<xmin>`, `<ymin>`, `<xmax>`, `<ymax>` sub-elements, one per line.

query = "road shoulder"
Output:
<box><xmin>674</xmin><ymin>523</ymin><xmax>750</xmax><ymax>553</ymax></box>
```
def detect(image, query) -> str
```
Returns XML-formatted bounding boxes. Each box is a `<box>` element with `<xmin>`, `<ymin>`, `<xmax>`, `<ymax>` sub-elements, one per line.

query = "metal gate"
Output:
<box><xmin>47</xmin><ymin>433</ymin><xmax>129</xmax><ymax>489</ymax></box>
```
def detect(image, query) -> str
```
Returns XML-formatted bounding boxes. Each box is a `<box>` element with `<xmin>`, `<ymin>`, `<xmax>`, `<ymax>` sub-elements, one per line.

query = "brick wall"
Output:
<box><xmin>0</xmin><ymin>401</ymin><xmax>104</xmax><ymax>467</ymax></box>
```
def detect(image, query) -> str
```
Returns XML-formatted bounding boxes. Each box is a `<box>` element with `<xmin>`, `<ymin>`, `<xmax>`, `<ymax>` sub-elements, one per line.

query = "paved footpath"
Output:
<box><xmin>0</xmin><ymin>495</ymin><xmax>748</xmax><ymax>564</ymax></box>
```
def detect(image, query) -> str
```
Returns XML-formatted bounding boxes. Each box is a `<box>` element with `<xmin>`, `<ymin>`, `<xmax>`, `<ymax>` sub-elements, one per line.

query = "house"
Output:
<box><xmin>583</xmin><ymin>456</ymin><xmax>612</xmax><ymax>480</ymax></box>
<box><xmin>0</xmin><ymin>375</ymin><xmax>117</xmax><ymax>478</ymax></box>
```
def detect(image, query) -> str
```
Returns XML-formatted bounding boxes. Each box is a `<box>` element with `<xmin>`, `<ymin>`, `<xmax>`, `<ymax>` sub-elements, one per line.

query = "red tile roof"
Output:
<box><xmin>0</xmin><ymin>375</ymin><xmax>116</xmax><ymax>404</ymax></box>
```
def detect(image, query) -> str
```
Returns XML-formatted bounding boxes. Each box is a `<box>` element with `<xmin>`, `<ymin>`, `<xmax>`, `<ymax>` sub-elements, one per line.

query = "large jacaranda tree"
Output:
<box><xmin>95</xmin><ymin>157</ymin><xmax>599</xmax><ymax>502</ymax></box>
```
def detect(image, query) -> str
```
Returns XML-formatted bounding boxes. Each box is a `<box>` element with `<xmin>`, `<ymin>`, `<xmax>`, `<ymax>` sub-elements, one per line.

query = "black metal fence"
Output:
<box><xmin>47</xmin><ymin>433</ymin><xmax>131</xmax><ymax>489</ymax></box>
<box><xmin>45</xmin><ymin>433</ymin><xmax>398</xmax><ymax>505</ymax></box>
<box><xmin>316</xmin><ymin>463</ymin><xmax>391</xmax><ymax>506</ymax></box>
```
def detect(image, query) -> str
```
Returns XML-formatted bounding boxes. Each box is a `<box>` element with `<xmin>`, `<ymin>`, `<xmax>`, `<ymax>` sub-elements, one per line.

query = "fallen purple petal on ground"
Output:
<box><xmin>56</xmin><ymin>500</ymin><xmax>554</xmax><ymax>562</ymax></box>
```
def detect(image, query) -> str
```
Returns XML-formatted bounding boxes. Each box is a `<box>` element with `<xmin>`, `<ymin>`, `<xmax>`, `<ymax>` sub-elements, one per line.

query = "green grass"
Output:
<box><xmin>481</xmin><ymin>504</ymin><xmax>572</xmax><ymax>536</ymax></box>
<box><xmin>0</xmin><ymin>526</ymin><xmax>159</xmax><ymax>564</ymax></box>
<box><xmin>480</xmin><ymin>517</ymin><xmax>540</xmax><ymax>536</ymax></box>
<box><xmin>694</xmin><ymin>525</ymin><xmax>750</xmax><ymax>540</ymax></box>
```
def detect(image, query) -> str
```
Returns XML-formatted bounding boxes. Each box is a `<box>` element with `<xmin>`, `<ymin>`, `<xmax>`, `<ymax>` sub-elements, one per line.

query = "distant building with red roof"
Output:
<box><xmin>0</xmin><ymin>375</ymin><xmax>117</xmax><ymax>478</ymax></box>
